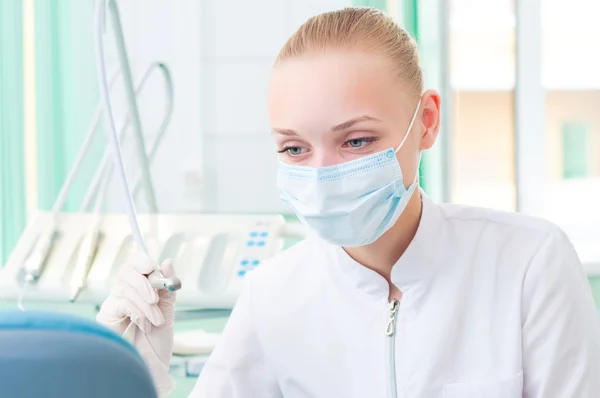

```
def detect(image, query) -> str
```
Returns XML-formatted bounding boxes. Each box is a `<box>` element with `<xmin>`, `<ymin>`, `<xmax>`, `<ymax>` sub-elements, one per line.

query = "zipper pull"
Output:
<box><xmin>385</xmin><ymin>299</ymin><xmax>400</xmax><ymax>336</ymax></box>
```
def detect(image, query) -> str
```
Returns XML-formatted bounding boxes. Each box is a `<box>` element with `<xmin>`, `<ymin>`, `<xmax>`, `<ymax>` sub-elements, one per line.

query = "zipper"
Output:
<box><xmin>385</xmin><ymin>299</ymin><xmax>400</xmax><ymax>398</ymax></box>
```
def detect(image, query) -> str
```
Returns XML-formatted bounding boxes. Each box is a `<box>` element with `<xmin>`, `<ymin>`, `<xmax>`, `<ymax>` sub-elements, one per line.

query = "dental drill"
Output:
<box><xmin>94</xmin><ymin>0</ymin><xmax>181</xmax><ymax>292</ymax></box>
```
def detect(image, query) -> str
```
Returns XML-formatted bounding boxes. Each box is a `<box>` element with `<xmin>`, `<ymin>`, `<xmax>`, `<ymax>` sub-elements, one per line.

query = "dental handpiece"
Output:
<box><xmin>69</xmin><ymin>228</ymin><xmax>101</xmax><ymax>302</ymax></box>
<box><xmin>148</xmin><ymin>269</ymin><xmax>182</xmax><ymax>292</ymax></box>
<box><xmin>22</xmin><ymin>227</ymin><xmax>56</xmax><ymax>284</ymax></box>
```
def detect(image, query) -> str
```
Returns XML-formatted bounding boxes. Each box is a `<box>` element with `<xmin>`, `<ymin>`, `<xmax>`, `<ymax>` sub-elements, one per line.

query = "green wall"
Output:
<box><xmin>0</xmin><ymin>0</ymin><xmax>26</xmax><ymax>265</ymax></box>
<box><xmin>35</xmin><ymin>0</ymin><xmax>101</xmax><ymax>212</ymax></box>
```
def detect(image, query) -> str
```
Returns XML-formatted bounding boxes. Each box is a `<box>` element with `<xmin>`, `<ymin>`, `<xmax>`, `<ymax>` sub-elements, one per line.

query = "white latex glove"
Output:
<box><xmin>97</xmin><ymin>255</ymin><xmax>177</xmax><ymax>397</ymax></box>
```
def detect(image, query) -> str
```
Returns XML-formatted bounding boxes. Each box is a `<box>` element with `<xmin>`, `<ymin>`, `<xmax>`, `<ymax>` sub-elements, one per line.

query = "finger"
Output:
<box><xmin>96</xmin><ymin>297</ymin><xmax>127</xmax><ymax>329</ymax></box>
<box><xmin>117</xmin><ymin>298</ymin><xmax>153</xmax><ymax>334</ymax></box>
<box><xmin>131</xmin><ymin>252</ymin><xmax>156</xmax><ymax>275</ymax></box>
<box><xmin>113</xmin><ymin>284</ymin><xmax>165</xmax><ymax>327</ymax></box>
<box><xmin>159</xmin><ymin>258</ymin><xmax>175</xmax><ymax>278</ymax></box>
<box><xmin>120</xmin><ymin>266</ymin><xmax>159</xmax><ymax>304</ymax></box>
<box><xmin>98</xmin><ymin>296</ymin><xmax>152</xmax><ymax>334</ymax></box>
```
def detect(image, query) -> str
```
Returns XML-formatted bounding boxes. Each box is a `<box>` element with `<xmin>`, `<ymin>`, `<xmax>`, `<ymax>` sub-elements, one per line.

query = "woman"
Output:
<box><xmin>97</xmin><ymin>7</ymin><xmax>600</xmax><ymax>397</ymax></box>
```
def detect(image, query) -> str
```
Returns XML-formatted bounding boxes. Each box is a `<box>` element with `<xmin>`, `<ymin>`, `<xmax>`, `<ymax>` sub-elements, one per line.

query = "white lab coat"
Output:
<box><xmin>190</xmin><ymin>194</ymin><xmax>600</xmax><ymax>397</ymax></box>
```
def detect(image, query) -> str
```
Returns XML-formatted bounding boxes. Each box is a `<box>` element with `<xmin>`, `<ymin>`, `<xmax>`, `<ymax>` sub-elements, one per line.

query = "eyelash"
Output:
<box><xmin>278</xmin><ymin>137</ymin><xmax>378</xmax><ymax>157</ymax></box>
<box><xmin>343</xmin><ymin>136</ymin><xmax>377</xmax><ymax>148</ymax></box>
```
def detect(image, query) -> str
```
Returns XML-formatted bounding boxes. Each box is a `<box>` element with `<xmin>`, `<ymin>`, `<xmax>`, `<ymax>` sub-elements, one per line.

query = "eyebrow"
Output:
<box><xmin>272</xmin><ymin>128</ymin><xmax>298</xmax><ymax>136</ymax></box>
<box><xmin>331</xmin><ymin>115</ymin><xmax>382</xmax><ymax>132</ymax></box>
<box><xmin>271</xmin><ymin>115</ymin><xmax>382</xmax><ymax>137</ymax></box>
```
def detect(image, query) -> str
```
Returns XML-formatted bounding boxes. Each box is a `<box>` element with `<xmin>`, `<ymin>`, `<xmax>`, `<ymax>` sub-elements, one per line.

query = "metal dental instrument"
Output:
<box><xmin>94</xmin><ymin>0</ymin><xmax>181</xmax><ymax>292</ymax></box>
<box><xmin>69</xmin><ymin>63</ymin><xmax>174</xmax><ymax>302</ymax></box>
<box><xmin>69</xmin><ymin>173</ymin><xmax>107</xmax><ymax>302</ymax></box>
<box><xmin>21</xmin><ymin>228</ymin><xmax>55</xmax><ymax>284</ymax></box>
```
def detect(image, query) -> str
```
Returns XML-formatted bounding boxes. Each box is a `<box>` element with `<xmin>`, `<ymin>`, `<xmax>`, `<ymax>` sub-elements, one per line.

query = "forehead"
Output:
<box><xmin>268</xmin><ymin>51</ymin><xmax>407</xmax><ymax>130</ymax></box>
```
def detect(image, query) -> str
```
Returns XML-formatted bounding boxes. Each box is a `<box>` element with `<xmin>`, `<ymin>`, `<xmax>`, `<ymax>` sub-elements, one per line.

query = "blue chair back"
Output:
<box><xmin>0</xmin><ymin>310</ymin><xmax>157</xmax><ymax>398</ymax></box>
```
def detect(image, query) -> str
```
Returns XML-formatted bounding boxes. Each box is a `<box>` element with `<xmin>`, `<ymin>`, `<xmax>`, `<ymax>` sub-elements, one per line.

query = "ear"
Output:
<box><xmin>419</xmin><ymin>89</ymin><xmax>441</xmax><ymax>151</ymax></box>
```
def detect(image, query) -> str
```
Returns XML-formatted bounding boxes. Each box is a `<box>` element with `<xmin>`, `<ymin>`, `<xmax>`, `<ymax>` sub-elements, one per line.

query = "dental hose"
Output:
<box><xmin>93</xmin><ymin>0</ymin><xmax>181</xmax><ymax>292</ymax></box>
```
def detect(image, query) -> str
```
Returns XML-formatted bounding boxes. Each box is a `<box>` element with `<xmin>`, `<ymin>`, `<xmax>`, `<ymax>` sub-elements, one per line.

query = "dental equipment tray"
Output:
<box><xmin>1</xmin><ymin>212</ymin><xmax>304</xmax><ymax>309</ymax></box>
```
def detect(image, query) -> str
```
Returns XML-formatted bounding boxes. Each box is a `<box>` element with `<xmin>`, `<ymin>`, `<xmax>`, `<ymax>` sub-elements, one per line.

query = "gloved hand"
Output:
<box><xmin>97</xmin><ymin>255</ymin><xmax>177</xmax><ymax>397</ymax></box>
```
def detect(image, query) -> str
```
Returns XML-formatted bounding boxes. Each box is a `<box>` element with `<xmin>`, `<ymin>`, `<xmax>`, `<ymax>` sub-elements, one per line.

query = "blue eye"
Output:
<box><xmin>345</xmin><ymin>137</ymin><xmax>376</xmax><ymax>148</ymax></box>
<box><xmin>348</xmin><ymin>139</ymin><xmax>365</xmax><ymax>148</ymax></box>
<box><xmin>278</xmin><ymin>146</ymin><xmax>307</xmax><ymax>156</ymax></box>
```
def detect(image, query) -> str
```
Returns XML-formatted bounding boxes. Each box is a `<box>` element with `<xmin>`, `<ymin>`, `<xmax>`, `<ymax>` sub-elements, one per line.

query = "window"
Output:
<box><xmin>447</xmin><ymin>0</ymin><xmax>599</xmax><ymax>265</ymax></box>
<box><xmin>449</xmin><ymin>0</ymin><xmax>516</xmax><ymax>211</ymax></box>
<box><xmin>542</xmin><ymin>0</ymin><xmax>600</xmax><ymax>265</ymax></box>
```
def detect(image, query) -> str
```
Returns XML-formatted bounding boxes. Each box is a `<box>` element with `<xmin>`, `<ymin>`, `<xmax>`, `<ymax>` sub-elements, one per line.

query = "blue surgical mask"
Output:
<box><xmin>277</xmin><ymin>100</ymin><xmax>422</xmax><ymax>247</ymax></box>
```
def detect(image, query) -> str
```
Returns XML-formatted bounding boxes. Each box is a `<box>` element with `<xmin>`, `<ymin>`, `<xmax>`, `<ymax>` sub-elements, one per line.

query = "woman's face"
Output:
<box><xmin>268</xmin><ymin>50</ymin><xmax>441</xmax><ymax>186</ymax></box>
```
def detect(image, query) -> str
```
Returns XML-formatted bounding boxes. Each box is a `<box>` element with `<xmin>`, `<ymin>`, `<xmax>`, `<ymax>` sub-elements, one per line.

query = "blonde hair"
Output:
<box><xmin>276</xmin><ymin>7</ymin><xmax>423</xmax><ymax>96</ymax></box>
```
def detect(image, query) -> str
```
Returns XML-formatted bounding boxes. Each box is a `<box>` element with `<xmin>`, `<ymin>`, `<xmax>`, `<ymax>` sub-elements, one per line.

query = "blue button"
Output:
<box><xmin>237</xmin><ymin>270</ymin><xmax>246</xmax><ymax>277</ymax></box>
<box><xmin>257</xmin><ymin>241</ymin><xmax>265</xmax><ymax>247</ymax></box>
<box><xmin>240</xmin><ymin>259</ymin><xmax>249</xmax><ymax>266</ymax></box>
<box><xmin>260</xmin><ymin>232</ymin><xmax>268</xmax><ymax>238</ymax></box>
<box><xmin>246</xmin><ymin>241</ymin><xmax>255</xmax><ymax>247</ymax></box>
<box><xmin>251</xmin><ymin>260</ymin><xmax>260</xmax><ymax>266</ymax></box>
<box><xmin>386</xmin><ymin>149</ymin><xmax>394</xmax><ymax>158</ymax></box>
<box><xmin>249</xmin><ymin>231</ymin><xmax>258</xmax><ymax>238</ymax></box>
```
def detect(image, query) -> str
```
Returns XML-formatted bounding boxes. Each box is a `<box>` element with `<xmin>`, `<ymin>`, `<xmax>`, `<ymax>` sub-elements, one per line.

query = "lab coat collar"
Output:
<box><xmin>330</xmin><ymin>191</ymin><xmax>444</xmax><ymax>299</ymax></box>
<box><xmin>390</xmin><ymin>192</ymin><xmax>443</xmax><ymax>292</ymax></box>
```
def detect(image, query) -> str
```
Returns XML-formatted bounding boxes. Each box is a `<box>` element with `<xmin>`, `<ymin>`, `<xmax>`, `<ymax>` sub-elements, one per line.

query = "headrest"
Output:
<box><xmin>0</xmin><ymin>310</ymin><xmax>157</xmax><ymax>398</ymax></box>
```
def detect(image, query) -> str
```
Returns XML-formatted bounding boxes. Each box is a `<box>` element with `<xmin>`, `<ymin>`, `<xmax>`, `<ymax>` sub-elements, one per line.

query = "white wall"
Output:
<box><xmin>198</xmin><ymin>0</ymin><xmax>351</xmax><ymax>214</ymax></box>
<box><xmin>103</xmin><ymin>0</ymin><xmax>351</xmax><ymax>215</ymax></box>
<box><xmin>102</xmin><ymin>0</ymin><xmax>204</xmax><ymax>213</ymax></box>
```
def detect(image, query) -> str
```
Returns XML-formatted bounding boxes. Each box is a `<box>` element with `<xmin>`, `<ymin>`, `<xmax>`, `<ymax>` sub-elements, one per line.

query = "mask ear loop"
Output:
<box><xmin>413</xmin><ymin>152</ymin><xmax>423</xmax><ymax>185</ymax></box>
<box><xmin>395</xmin><ymin>98</ymin><xmax>422</xmax><ymax>154</ymax></box>
<box><xmin>394</xmin><ymin>98</ymin><xmax>423</xmax><ymax>187</ymax></box>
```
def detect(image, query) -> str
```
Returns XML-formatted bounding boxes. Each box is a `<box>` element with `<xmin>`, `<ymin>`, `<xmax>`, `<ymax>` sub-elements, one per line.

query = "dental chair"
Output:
<box><xmin>0</xmin><ymin>310</ymin><xmax>157</xmax><ymax>398</ymax></box>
